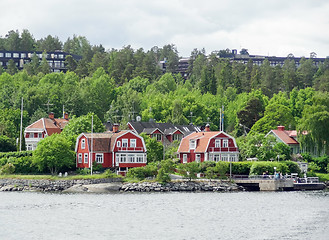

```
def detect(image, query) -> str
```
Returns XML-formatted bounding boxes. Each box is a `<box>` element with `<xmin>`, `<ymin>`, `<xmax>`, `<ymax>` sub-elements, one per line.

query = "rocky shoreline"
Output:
<box><xmin>0</xmin><ymin>178</ymin><xmax>243</xmax><ymax>193</ymax></box>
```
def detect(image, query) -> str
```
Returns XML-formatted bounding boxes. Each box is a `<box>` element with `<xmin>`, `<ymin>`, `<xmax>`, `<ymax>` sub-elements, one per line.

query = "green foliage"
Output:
<box><xmin>61</xmin><ymin>113</ymin><xmax>105</xmax><ymax>148</ymax></box>
<box><xmin>0</xmin><ymin>162</ymin><xmax>15</xmax><ymax>175</ymax></box>
<box><xmin>126</xmin><ymin>164</ymin><xmax>158</xmax><ymax>180</ymax></box>
<box><xmin>0</xmin><ymin>135</ymin><xmax>17</xmax><ymax>152</ymax></box>
<box><xmin>177</xmin><ymin>162</ymin><xmax>201</xmax><ymax>180</ymax></box>
<box><xmin>249</xmin><ymin>161</ymin><xmax>289</xmax><ymax>175</ymax></box>
<box><xmin>33</xmin><ymin>134</ymin><xmax>75</xmax><ymax>175</ymax></box>
<box><xmin>231</xmin><ymin>162</ymin><xmax>253</xmax><ymax>175</ymax></box>
<box><xmin>140</xmin><ymin>133</ymin><xmax>163</xmax><ymax>163</ymax></box>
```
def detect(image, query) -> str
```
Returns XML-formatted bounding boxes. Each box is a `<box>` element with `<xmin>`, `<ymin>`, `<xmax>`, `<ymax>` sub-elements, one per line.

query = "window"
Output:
<box><xmin>78</xmin><ymin>153</ymin><xmax>82</xmax><ymax>163</ymax></box>
<box><xmin>81</xmin><ymin>139</ymin><xmax>85</xmax><ymax>149</ymax></box>
<box><xmin>128</xmin><ymin>154</ymin><xmax>135</xmax><ymax>163</ymax></box>
<box><xmin>0</xmin><ymin>53</ymin><xmax>3</xmax><ymax>57</ymax></box>
<box><xmin>223</xmin><ymin>139</ymin><xmax>228</xmax><ymax>148</ymax></box>
<box><xmin>196</xmin><ymin>154</ymin><xmax>201</xmax><ymax>163</ymax></box>
<box><xmin>122</xmin><ymin>139</ymin><xmax>128</xmax><ymax>147</ymax></box>
<box><xmin>189</xmin><ymin>140</ymin><xmax>196</xmax><ymax>149</ymax></box>
<box><xmin>130</xmin><ymin>139</ymin><xmax>136</xmax><ymax>148</ymax></box>
<box><xmin>152</xmin><ymin>134</ymin><xmax>162</xmax><ymax>141</ymax></box>
<box><xmin>136</xmin><ymin>155</ymin><xmax>144</xmax><ymax>163</ymax></box>
<box><xmin>120</xmin><ymin>154</ymin><xmax>126</xmax><ymax>163</ymax></box>
<box><xmin>13</xmin><ymin>53</ymin><xmax>19</xmax><ymax>58</ymax></box>
<box><xmin>27</xmin><ymin>144</ymin><xmax>33</xmax><ymax>151</ymax></box>
<box><xmin>173</xmin><ymin>134</ymin><xmax>182</xmax><ymax>141</ymax></box>
<box><xmin>59</xmin><ymin>54</ymin><xmax>64</xmax><ymax>59</ymax></box>
<box><xmin>183</xmin><ymin>154</ymin><xmax>187</xmax><ymax>163</ymax></box>
<box><xmin>84</xmin><ymin>153</ymin><xmax>88</xmax><ymax>163</ymax></box>
<box><xmin>96</xmin><ymin>153</ymin><xmax>103</xmax><ymax>164</ymax></box>
<box><xmin>214</xmin><ymin>154</ymin><xmax>220</xmax><ymax>162</ymax></box>
<box><xmin>221</xmin><ymin>155</ymin><xmax>228</xmax><ymax>162</ymax></box>
<box><xmin>215</xmin><ymin>139</ymin><xmax>220</xmax><ymax>148</ymax></box>
<box><xmin>117</xmin><ymin>141</ymin><xmax>121</xmax><ymax>147</ymax></box>
<box><xmin>38</xmin><ymin>133</ymin><xmax>43</xmax><ymax>138</ymax></box>
<box><xmin>21</xmin><ymin>53</ymin><xmax>26</xmax><ymax>58</ymax></box>
<box><xmin>5</xmin><ymin>53</ymin><xmax>11</xmax><ymax>58</ymax></box>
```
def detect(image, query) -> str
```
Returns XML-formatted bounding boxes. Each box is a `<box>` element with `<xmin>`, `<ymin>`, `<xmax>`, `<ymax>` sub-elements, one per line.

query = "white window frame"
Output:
<box><xmin>117</xmin><ymin>141</ymin><xmax>121</xmax><ymax>147</ymax></box>
<box><xmin>215</xmin><ymin>139</ymin><xmax>220</xmax><ymax>148</ymax></box>
<box><xmin>122</xmin><ymin>139</ymin><xmax>128</xmax><ymax>148</ymax></box>
<box><xmin>183</xmin><ymin>154</ymin><xmax>187</xmax><ymax>163</ymax></box>
<box><xmin>173</xmin><ymin>134</ymin><xmax>182</xmax><ymax>141</ymax></box>
<box><xmin>95</xmin><ymin>153</ymin><xmax>104</xmax><ymax>164</ymax></box>
<box><xmin>214</xmin><ymin>154</ymin><xmax>220</xmax><ymax>162</ymax></box>
<box><xmin>223</xmin><ymin>139</ymin><xmax>228</xmax><ymax>148</ymax></box>
<box><xmin>130</xmin><ymin>139</ymin><xmax>136</xmax><ymax>148</ymax></box>
<box><xmin>78</xmin><ymin>153</ymin><xmax>82</xmax><ymax>163</ymax></box>
<box><xmin>84</xmin><ymin>153</ymin><xmax>88</xmax><ymax>163</ymax></box>
<box><xmin>38</xmin><ymin>133</ymin><xmax>43</xmax><ymax>138</ymax></box>
<box><xmin>221</xmin><ymin>155</ymin><xmax>228</xmax><ymax>162</ymax></box>
<box><xmin>196</xmin><ymin>154</ymin><xmax>201</xmax><ymax>163</ymax></box>
<box><xmin>81</xmin><ymin>139</ymin><xmax>85</xmax><ymax>149</ymax></box>
<box><xmin>189</xmin><ymin>140</ymin><xmax>196</xmax><ymax>150</ymax></box>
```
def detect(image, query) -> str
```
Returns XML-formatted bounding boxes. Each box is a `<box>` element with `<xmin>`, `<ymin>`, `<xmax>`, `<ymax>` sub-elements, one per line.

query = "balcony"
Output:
<box><xmin>209</xmin><ymin>147</ymin><xmax>238</xmax><ymax>152</ymax></box>
<box><xmin>116</xmin><ymin>146</ymin><xmax>144</xmax><ymax>152</ymax></box>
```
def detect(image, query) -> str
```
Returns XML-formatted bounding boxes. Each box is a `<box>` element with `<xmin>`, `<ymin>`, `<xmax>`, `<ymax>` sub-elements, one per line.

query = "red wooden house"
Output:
<box><xmin>24</xmin><ymin>112</ymin><xmax>69</xmax><ymax>150</ymax></box>
<box><xmin>75</xmin><ymin>125</ymin><xmax>147</xmax><ymax>175</ymax></box>
<box><xmin>177</xmin><ymin>125</ymin><xmax>239</xmax><ymax>163</ymax></box>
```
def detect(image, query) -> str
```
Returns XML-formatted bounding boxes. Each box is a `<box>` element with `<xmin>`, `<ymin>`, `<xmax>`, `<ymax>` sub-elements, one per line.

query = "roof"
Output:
<box><xmin>128</xmin><ymin>121</ymin><xmax>200</xmax><ymax>136</ymax></box>
<box><xmin>178</xmin><ymin>131</ymin><xmax>237</xmax><ymax>153</ymax></box>
<box><xmin>270</xmin><ymin>129</ymin><xmax>299</xmax><ymax>145</ymax></box>
<box><xmin>76</xmin><ymin>130</ymin><xmax>146</xmax><ymax>153</ymax></box>
<box><xmin>25</xmin><ymin>117</ymin><xmax>69</xmax><ymax>136</ymax></box>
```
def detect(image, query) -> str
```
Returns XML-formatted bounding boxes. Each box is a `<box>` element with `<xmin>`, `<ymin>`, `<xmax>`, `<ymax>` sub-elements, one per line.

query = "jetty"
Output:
<box><xmin>233</xmin><ymin>175</ymin><xmax>326</xmax><ymax>191</ymax></box>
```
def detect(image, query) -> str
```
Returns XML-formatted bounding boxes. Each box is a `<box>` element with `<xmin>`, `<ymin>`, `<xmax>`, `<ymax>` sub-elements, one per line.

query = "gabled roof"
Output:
<box><xmin>128</xmin><ymin>121</ymin><xmax>200</xmax><ymax>136</ymax></box>
<box><xmin>75</xmin><ymin>130</ymin><xmax>146</xmax><ymax>153</ymax></box>
<box><xmin>178</xmin><ymin>131</ymin><xmax>237</xmax><ymax>153</ymax></box>
<box><xmin>269</xmin><ymin>129</ymin><xmax>299</xmax><ymax>145</ymax></box>
<box><xmin>25</xmin><ymin>117</ymin><xmax>69</xmax><ymax>136</ymax></box>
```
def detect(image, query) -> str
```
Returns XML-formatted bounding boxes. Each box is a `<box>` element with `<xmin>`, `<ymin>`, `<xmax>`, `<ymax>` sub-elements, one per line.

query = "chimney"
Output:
<box><xmin>49</xmin><ymin>112</ymin><xmax>55</xmax><ymax>119</ymax></box>
<box><xmin>113</xmin><ymin>123</ymin><xmax>119</xmax><ymax>133</ymax></box>
<box><xmin>64</xmin><ymin>112</ymin><xmax>69</xmax><ymax>120</ymax></box>
<box><xmin>277</xmin><ymin>126</ymin><xmax>285</xmax><ymax>131</ymax></box>
<box><xmin>205</xmin><ymin>124</ymin><xmax>210</xmax><ymax>132</ymax></box>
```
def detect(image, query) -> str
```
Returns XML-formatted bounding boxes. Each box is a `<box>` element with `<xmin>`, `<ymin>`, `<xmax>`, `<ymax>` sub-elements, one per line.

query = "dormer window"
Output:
<box><xmin>189</xmin><ymin>139</ymin><xmax>196</xmax><ymax>150</ymax></box>
<box><xmin>215</xmin><ymin>139</ymin><xmax>220</xmax><ymax>148</ymax></box>
<box><xmin>81</xmin><ymin>139</ymin><xmax>85</xmax><ymax>149</ymax></box>
<box><xmin>223</xmin><ymin>139</ymin><xmax>228</xmax><ymax>148</ymax></box>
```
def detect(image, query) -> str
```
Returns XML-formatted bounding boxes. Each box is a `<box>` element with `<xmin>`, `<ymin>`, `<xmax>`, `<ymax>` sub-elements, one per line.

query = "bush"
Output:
<box><xmin>231</xmin><ymin>162</ymin><xmax>252</xmax><ymax>175</ymax></box>
<box><xmin>0</xmin><ymin>163</ymin><xmax>15</xmax><ymax>175</ymax></box>
<box><xmin>76</xmin><ymin>168</ymin><xmax>91</xmax><ymax>175</ymax></box>
<box><xmin>313</xmin><ymin>156</ymin><xmax>329</xmax><ymax>173</ymax></box>
<box><xmin>283</xmin><ymin>161</ymin><xmax>301</xmax><ymax>175</ymax></box>
<box><xmin>249</xmin><ymin>161</ymin><xmax>288</xmax><ymax>175</ymax></box>
<box><xmin>126</xmin><ymin>165</ymin><xmax>158</xmax><ymax>180</ymax></box>
<box><xmin>156</xmin><ymin>168</ymin><xmax>171</xmax><ymax>183</ymax></box>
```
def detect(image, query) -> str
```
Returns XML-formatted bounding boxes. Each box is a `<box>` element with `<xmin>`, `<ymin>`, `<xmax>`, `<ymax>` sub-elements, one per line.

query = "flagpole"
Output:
<box><xmin>19</xmin><ymin>97</ymin><xmax>23</xmax><ymax>152</ymax></box>
<box><xmin>90</xmin><ymin>115</ymin><xmax>93</xmax><ymax>175</ymax></box>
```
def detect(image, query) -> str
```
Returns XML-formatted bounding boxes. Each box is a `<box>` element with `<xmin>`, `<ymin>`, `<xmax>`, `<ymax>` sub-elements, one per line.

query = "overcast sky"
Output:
<box><xmin>1</xmin><ymin>0</ymin><xmax>329</xmax><ymax>57</ymax></box>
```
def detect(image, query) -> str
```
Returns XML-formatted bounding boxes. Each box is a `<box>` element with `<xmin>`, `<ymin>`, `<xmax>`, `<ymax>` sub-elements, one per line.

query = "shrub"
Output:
<box><xmin>231</xmin><ymin>162</ymin><xmax>252</xmax><ymax>175</ymax></box>
<box><xmin>283</xmin><ymin>161</ymin><xmax>301</xmax><ymax>175</ymax></box>
<box><xmin>177</xmin><ymin>162</ymin><xmax>201</xmax><ymax>180</ymax></box>
<box><xmin>156</xmin><ymin>168</ymin><xmax>171</xmax><ymax>183</ymax></box>
<box><xmin>249</xmin><ymin>161</ymin><xmax>288</xmax><ymax>175</ymax></box>
<box><xmin>0</xmin><ymin>163</ymin><xmax>15</xmax><ymax>175</ymax></box>
<box><xmin>126</xmin><ymin>165</ymin><xmax>157</xmax><ymax>180</ymax></box>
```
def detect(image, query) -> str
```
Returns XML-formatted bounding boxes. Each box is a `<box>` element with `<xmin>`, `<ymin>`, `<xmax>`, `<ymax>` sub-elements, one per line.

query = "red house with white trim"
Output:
<box><xmin>75</xmin><ymin>125</ymin><xmax>147</xmax><ymax>175</ymax></box>
<box><xmin>24</xmin><ymin>112</ymin><xmax>69</xmax><ymax>150</ymax></box>
<box><xmin>177</xmin><ymin>125</ymin><xmax>239</xmax><ymax>163</ymax></box>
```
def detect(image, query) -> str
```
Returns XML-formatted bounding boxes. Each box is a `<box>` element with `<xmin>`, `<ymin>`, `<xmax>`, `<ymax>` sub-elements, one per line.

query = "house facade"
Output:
<box><xmin>0</xmin><ymin>50</ymin><xmax>81</xmax><ymax>73</ymax></box>
<box><xmin>267</xmin><ymin>126</ymin><xmax>300</xmax><ymax>154</ymax></box>
<box><xmin>177</xmin><ymin>125</ymin><xmax>239</xmax><ymax>163</ymax></box>
<box><xmin>24</xmin><ymin>112</ymin><xmax>69</xmax><ymax>150</ymax></box>
<box><xmin>127</xmin><ymin>121</ymin><xmax>201</xmax><ymax>145</ymax></box>
<box><xmin>75</xmin><ymin>126</ymin><xmax>147</xmax><ymax>175</ymax></box>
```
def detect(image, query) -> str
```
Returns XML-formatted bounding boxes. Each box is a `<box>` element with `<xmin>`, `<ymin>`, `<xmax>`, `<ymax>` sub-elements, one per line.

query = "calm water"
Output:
<box><xmin>0</xmin><ymin>191</ymin><xmax>328</xmax><ymax>240</ymax></box>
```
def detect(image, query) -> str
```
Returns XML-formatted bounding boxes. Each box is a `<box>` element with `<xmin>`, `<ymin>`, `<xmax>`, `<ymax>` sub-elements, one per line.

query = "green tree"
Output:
<box><xmin>177</xmin><ymin>162</ymin><xmax>200</xmax><ymax>181</ymax></box>
<box><xmin>33</xmin><ymin>134</ymin><xmax>75</xmax><ymax>175</ymax></box>
<box><xmin>140</xmin><ymin>133</ymin><xmax>163</xmax><ymax>163</ymax></box>
<box><xmin>61</xmin><ymin>113</ymin><xmax>105</xmax><ymax>148</ymax></box>
<box><xmin>0</xmin><ymin>135</ymin><xmax>17</xmax><ymax>152</ymax></box>
<box><xmin>6</xmin><ymin>59</ymin><xmax>18</xmax><ymax>75</ymax></box>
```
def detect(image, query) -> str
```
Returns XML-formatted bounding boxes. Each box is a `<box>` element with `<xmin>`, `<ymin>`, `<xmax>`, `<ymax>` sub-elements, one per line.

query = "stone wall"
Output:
<box><xmin>120</xmin><ymin>180</ymin><xmax>244</xmax><ymax>192</ymax></box>
<box><xmin>0</xmin><ymin>178</ymin><xmax>122</xmax><ymax>192</ymax></box>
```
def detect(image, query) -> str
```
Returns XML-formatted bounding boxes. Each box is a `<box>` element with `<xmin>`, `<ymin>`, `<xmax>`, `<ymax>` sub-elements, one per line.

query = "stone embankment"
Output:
<box><xmin>0</xmin><ymin>178</ymin><xmax>243</xmax><ymax>193</ymax></box>
<box><xmin>120</xmin><ymin>180</ymin><xmax>244</xmax><ymax>192</ymax></box>
<box><xmin>0</xmin><ymin>178</ymin><xmax>122</xmax><ymax>192</ymax></box>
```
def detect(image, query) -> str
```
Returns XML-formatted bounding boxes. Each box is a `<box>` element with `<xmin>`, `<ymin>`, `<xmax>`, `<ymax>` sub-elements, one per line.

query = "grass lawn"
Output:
<box><xmin>0</xmin><ymin>172</ymin><xmax>122</xmax><ymax>180</ymax></box>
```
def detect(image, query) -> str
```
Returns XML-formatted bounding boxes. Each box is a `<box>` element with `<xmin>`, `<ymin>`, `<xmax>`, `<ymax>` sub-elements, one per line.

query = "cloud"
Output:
<box><xmin>1</xmin><ymin>0</ymin><xmax>328</xmax><ymax>57</ymax></box>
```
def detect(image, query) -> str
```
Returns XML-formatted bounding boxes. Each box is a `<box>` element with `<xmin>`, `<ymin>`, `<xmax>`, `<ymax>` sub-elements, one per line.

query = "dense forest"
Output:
<box><xmin>1</xmin><ymin>29</ymin><xmax>329</xmax><ymax>155</ymax></box>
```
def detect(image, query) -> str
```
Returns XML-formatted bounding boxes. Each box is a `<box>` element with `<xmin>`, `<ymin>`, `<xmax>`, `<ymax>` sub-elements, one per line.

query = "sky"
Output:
<box><xmin>1</xmin><ymin>0</ymin><xmax>329</xmax><ymax>58</ymax></box>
